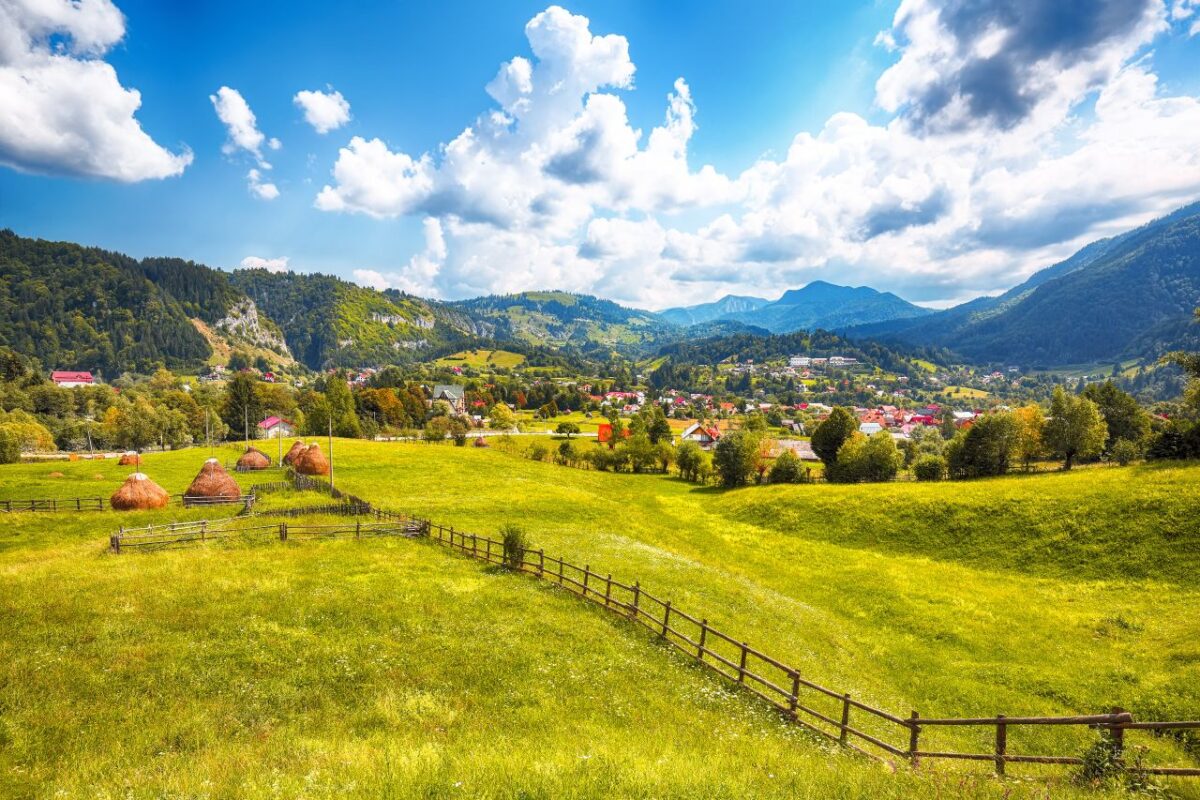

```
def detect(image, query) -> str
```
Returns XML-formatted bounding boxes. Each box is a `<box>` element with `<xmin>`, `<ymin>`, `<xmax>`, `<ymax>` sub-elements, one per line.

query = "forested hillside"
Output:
<box><xmin>229</xmin><ymin>270</ymin><xmax>474</xmax><ymax>370</ymax></box>
<box><xmin>0</xmin><ymin>231</ymin><xmax>213</xmax><ymax>374</ymax></box>
<box><xmin>846</xmin><ymin>202</ymin><xmax>1200</xmax><ymax>366</ymax></box>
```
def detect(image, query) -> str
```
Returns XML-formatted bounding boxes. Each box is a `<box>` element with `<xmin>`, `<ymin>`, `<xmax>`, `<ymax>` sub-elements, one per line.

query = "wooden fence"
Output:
<box><xmin>109</xmin><ymin>513</ymin><xmax>424</xmax><ymax>552</ymax></box>
<box><xmin>1</xmin><ymin>497</ymin><xmax>105</xmax><ymax>512</ymax></box>
<box><xmin>418</xmin><ymin>519</ymin><xmax>1200</xmax><ymax>779</ymax></box>
<box><xmin>103</xmin><ymin>471</ymin><xmax>1200</xmax><ymax>781</ymax></box>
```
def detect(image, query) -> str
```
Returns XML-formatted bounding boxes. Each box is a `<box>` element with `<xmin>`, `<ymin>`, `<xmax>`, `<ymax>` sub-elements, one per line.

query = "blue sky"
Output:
<box><xmin>2</xmin><ymin>0</ymin><xmax>1200</xmax><ymax>309</ymax></box>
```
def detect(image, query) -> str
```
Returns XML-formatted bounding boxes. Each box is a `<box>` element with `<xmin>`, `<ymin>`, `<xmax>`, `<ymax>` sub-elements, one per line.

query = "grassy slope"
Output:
<box><xmin>0</xmin><ymin>452</ymin><xmax>1067</xmax><ymax>800</ymax></box>
<box><xmin>1</xmin><ymin>446</ymin><xmax>1197</xmax><ymax>797</ymax></box>
<box><xmin>321</xmin><ymin>442</ymin><xmax>1200</xmax><ymax>775</ymax></box>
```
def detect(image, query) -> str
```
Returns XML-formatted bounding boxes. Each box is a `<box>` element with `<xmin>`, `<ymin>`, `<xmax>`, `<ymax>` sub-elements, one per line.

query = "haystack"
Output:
<box><xmin>237</xmin><ymin>446</ymin><xmax>271</xmax><ymax>470</ymax></box>
<box><xmin>110</xmin><ymin>472</ymin><xmax>170</xmax><ymax>510</ymax></box>
<box><xmin>185</xmin><ymin>458</ymin><xmax>241</xmax><ymax>499</ymax></box>
<box><xmin>473</xmin><ymin>436</ymin><xmax>490</xmax><ymax>448</ymax></box>
<box><xmin>117</xmin><ymin>451</ymin><xmax>140</xmax><ymax>466</ymax></box>
<box><xmin>282</xmin><ymin>440</ymin><xmax>306</xmax><ymax>466</ymax></box>
<box><xmin>294</xmin><ymin>443</ymin><xmax>330</xmax><ymax>476</ymax></box>
<box><xmin>48</xmin><ymin>471</ymin><xmax>65</xmax><ymax>478</ymax></box>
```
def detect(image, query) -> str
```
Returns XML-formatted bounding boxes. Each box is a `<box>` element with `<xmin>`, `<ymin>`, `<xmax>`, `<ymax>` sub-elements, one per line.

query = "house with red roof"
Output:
<box><xmin>51</xmin><ymin>371</ymin><xmax>94</xmax><ymax>388</ymax></box>
<box><xmin>680</xmin><ymin>422</ymin><xmax>721</xmax><ymax>449</ymax></box>
<box><xmin>258</xmin><ymin>416</ymin><xmax>295</xmax><ymax>439</ymax></box>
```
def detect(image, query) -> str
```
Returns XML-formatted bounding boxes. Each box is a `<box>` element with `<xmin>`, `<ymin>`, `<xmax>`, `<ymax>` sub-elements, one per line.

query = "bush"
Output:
<box><xmin>913</xmin><ymin>454</ymin><xmax>947</xmax><ymax>481</ymax></box>
<box><xmin>675</xmin><ymin>441</ymin><xmax>705</xmax><ymax>481</ymax></box>
<box><xmin>811</xmin><ymin>407</ymin><xmax>857</xmax><ymax>467</ymax></box>
<box><xmin>713</xmin><ymin>430</ymin><xmax>762</xmax><ymax>487</ymax></box>
<box><xmin>1109</xmin><ymin>438</ymin><xmax>1140</xmax><ymax>466</ymax></box>
<box><xmin>768</xmin><ymin>450</ymin><xmax>804</xmax><ymax>483</ymax></box>
<box><xmin>0</xmin><ymin>427</ymin><xmax>19</xmax><ymax>464</ymax></box>
<box><xmin>828</xmin><ymin>431</ymin><xmax>903</xmax><ymax>483</ymax></box>
<box><xmin>499</xmin><ymin>523</ymin><xmax>530</xmax><ymax>570</ymax></box>
<box><xmin>945</xmin><ymin>413</ymin><xmax>1019</xmax><ymax>479</ymax></box>
<box><xmin>528</xmin><ymin>442</ymin><xmax>550</xmax><ymax>462</ymax></box>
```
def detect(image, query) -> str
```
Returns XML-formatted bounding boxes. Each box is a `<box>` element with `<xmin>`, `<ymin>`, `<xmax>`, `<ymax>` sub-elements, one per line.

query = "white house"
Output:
<box><xmin>432</xmin><ymin>384</ymin><xmax>467</xmax><ymax>414</ymax></box>
<box><xmin>258</xmin><ymin>416</ymin><xmax>296</xmax><ymax>438</ymax></box>
<box><xmin>680</xmin><ymin>423</ymin><xmax>722</xmax><ymax>449</ymax></box>
<box><xmin>51</xmin><ymin>370</ymin><xmax>94</xmax><ymax>388</ymax></box>
<box><xmin>858</xmin><ymin>422</ymin><xmax>883</xmax><ymax>436</ymax></box>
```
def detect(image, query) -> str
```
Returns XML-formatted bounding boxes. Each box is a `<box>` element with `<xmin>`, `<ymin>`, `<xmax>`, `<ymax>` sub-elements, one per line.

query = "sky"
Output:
<box><xmin>2</xmin><ymin>0</ymin><xmax>1200</xmax><ymax>311</ymax></box>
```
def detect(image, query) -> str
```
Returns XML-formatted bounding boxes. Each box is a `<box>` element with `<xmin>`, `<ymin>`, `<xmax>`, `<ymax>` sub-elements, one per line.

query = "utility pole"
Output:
<box><xmin>328</xmin><ymin>415</ymin><xmax>335</xmax><ymax>491</ymax></box>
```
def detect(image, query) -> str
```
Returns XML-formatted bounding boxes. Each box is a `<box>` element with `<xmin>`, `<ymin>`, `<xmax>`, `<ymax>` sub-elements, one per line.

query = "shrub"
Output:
<box><xmin>713</xmin><ymin>430</ymin><xmax>762</xmax><ymax>487</ymax></box>
<box><xmin>0</xmin><ymin>427</ymin><xmax>19</xmax><ymax>464</ymax></box>
<box><xmin>768</xmin><ymin>450</ymin><xmax>803</xmax><ymax>483</ymax></box>
<box><xmin>499</xmin><ymin>523</ymin><xmax>530</xmax><ymax>570</ymax></box>
<box><xmin>675</xmin><ymin>441</ymin><xmax>705</xmax><ymax>481</ymax></box>
<box><xmin>945</xmin><ymin>413</ymin><xmax>1019</xmax><ymax>479</ymax></box>
<box><xmin>1109</xmin><ymin>438</ymin><xmax>1140</xmax><ymax>466</ymax></box>
<box><xmin>811</xmin><ymin>407</ymin><xmax>857</xmax><ymax>467</ymax></box>
<box><xmin>528</xmin><ymin>442</ymin><xmax>550</xmax><ymax>462</ymax></box>
<box><xmin>913</xmin><ymin>454</ymin><xmax>947</xmax><ymax>481</ymax></box>
<box><xmin>828</xmin><ymin>431</ymin><xmax>903</xmax><ymax>483</ymax></box>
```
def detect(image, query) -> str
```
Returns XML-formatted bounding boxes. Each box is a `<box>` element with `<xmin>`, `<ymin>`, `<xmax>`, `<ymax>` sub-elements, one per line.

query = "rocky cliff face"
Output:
<box><xmin>215</xmin><ymin>298</ymin><xmax>292</xmax><ymax>356</ymax></box>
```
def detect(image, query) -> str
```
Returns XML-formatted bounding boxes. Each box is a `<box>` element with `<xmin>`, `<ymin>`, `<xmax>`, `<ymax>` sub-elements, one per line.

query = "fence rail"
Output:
<box><xmin>417</xmin><ymin>518</ymin><xmax>1200</xmax><ymax>779</ymax></box>
<box><xmin>109</xmin><ymin>514</ymin><xmax>424</xmax><ymax>552</ymax></box>
<box><xmin>0</xmin><ymin>497</ymin><xmax>105</xmax><ymax>512</ymax></box>
<box><xmin>104</xmin><ymin>471</ymin><xmax>1200</xmax><ymax>782</ymax></box>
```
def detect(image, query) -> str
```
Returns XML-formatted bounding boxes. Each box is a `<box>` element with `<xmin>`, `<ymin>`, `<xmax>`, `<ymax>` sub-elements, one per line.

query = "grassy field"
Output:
<box><xmin>1</xmin><ymin>444</ymin><xmax>1198</xmax><ymax>797</ymax></box>
<box><xmin>941</xmin><ymin>385</ymin><xmax>991</xmax><ymax>400</ymax></box>
<box><xmin>434</xmin><ymin>348</ymin><xmax>526</xmax><ymax>369</ymax></box>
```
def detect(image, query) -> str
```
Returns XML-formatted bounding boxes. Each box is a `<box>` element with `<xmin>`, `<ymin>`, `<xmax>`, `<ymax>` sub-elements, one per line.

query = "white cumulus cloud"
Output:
<box><xmin>246</xmin><ymin>168</ymin><xmax>279</xmax><ymax>200</ymax></box>
<box><xmin>240</xmin><ymin>255</ymin><xmax>290</xmax><ymax>272</ymax></box>
<box><xmin>294</xmin><ymin>87</ymin><xmax>351</xmax><ymax>134</ymax></box>
<box><xmin>313</xmin><ymin>2</ymin><xmax>1200</xmax><ymax>308</ymax></box>
<box><xmin>0</xmin><ymin>0</ymin><xmax>192</xmax><ymax>181</ymax></box>
<box><xmin>210</xmin><ymin>86</ymin><xmax>278</xmax><ymax>166</ymax></box>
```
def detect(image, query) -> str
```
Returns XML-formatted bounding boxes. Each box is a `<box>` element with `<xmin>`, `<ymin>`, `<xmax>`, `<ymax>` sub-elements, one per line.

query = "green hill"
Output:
<box><xmin>229</xmin><ymin>270</ymin><xmax>475</xmax><ymax>370</ymax></box>
<box><xmin>0</xmin><ymin>230</ymin><xmax>215</xmax><ymax>374</ymax></box>
<box><xmin>447</xmin><ymin>291</ymin><xmax>679</xmax><ymax>357</ymax></box>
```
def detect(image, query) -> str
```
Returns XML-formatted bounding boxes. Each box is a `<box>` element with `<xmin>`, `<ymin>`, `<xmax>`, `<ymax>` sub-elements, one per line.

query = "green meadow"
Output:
<box><xmin>1</xmin><ymin>443</ymin><xmax>1198</xmax><ymax>797</ymax></box>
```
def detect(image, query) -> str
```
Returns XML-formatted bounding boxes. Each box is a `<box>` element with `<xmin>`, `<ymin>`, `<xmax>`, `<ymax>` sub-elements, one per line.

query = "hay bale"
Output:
<box><xmin>282</xmin><ymin>440</ymin><xmax>306</xmax><ymax>466</ymax></box>
<box><xmin>117</xmin><ymin>451</ymin><xmax>140</xmax><ymax>467</ymax></box>
<box><xmin>185</xmin><ymin>458</ymin><xmax>241</xmax><ymax>498</ymax></box>
<box><xmin>237</xmin><ymin>446</ymin><xmax>271</xmax><ymax>470</ymax></box>
<box><xmin>48</xmin><ymin>471</ymin><xmax>65</xmax><ymax>478</ymax></box>
<box><xmin>473</xmin><ymin>436</ymin><xmax>490</xmax><ymax>448</ymax></box>
<box><xmin>110</xmin><ymin>472</ymin><xmax>170</xmax><ymax>510</ymax></box>
<box><xmin>294</xmin><ymin>443</ymin><xmax>330</xmax><ymax>476</ymax></box>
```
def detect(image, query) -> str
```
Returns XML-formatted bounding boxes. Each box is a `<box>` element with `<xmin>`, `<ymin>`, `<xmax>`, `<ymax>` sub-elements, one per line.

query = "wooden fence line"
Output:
<box><xmin>104</xmin><ymin>472</ymin><xmax>1200</xmax><ymax>781</ymax></box>
<box><xmin>0</xmin><ymin>497</ymin><xmax>105</xmax><ymax>512</ymax></box>
<box><xmin>415</xmin><ymin>518</ymin><xmax>1200</xmax><ymax>779</ymax></box>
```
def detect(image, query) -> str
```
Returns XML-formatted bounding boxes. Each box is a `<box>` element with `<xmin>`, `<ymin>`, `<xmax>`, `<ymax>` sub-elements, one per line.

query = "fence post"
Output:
<box><xmin>472</xmin><ymin>534</ymin><xmax>478</xmax><ymax>559</ymax></box>
<box><xmin>485</xmin><ymin>538</ymin><xmax>492</xmax><ymax>562</ymax></box>
<box><xmin>604</xmin><ymin>574</ymin><xmax>612</xmax><ymax>607</ymax></box>
<box><xmin>737</xmin><ymin>643</ymin><xmax>749</xmax><ymax>683</ymax></box>
<box><xmin>111</xmin><ymin>528</ymin><xmax>122</xmax><ymax>554</ymax></box>
<box><xmin>661</xmin><ymin>601</ymin><xmax>672</xmax><ymax>637</ymax></box>
<box><xmin>538</xmin><ymin>549</ymin><xmax>545</xmax><ymax>577</ymax></box>
<box><xmin>557</xmin><ymin>557</ymin><xmax>564</xmax><ymax>585</ymax></box>
<box><xmin>355</xmin><ymin>519</ymin><xmax>361</xmax><ymax>539</ymax></box>
<box><xmin>840</xmin><ymin>693</ymin><xmax>851</xmax><ymax>743</ymax></box>
<box><xmin>76</xmin><ymin>498</ymin><xmax>81</xmax><ymax>511</ymax></box>
<box><xmin>200</xmin><ymin>521</ymin><xmax>205</xmax><ymax>542</ymax></box>
<box><xmin>995</xmin><ymin>715</ymin><xmax>1007</xmax><ymax>776</ymax></box>
<box><xmin>631</xmin><ymin>582</ymin><xmax>641</xmax><ymax>619</ymax></box>
<box><xmin>698</xmin><ymin>619</ymin><xmax>709</xmax><ymax>660</ymax></box>
<box><xmin>1111</xmin><ymin>706</ymin><xmax>1126</xmax><ymax>769</ymax></box>
<box><xmin>908</xmin><ymin>711</ymin><xmax>921</xmax><ymax>767</ymax></box>
<box><xmin>280</xmin><ymin>522</ymin><xmax>287</xmax><ymax>542</ymax></box>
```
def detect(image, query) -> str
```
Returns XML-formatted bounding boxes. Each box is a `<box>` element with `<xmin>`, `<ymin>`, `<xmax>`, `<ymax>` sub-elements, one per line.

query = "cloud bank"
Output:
<box><xmin>0</xmin><ymin>0</ymin><xmax>192</xmax><ymax>181</ymax></box>
<box><xmin>307</xmin><ymin>3</ymin><xmax>1200</xmax><ymax>307</ymax></box>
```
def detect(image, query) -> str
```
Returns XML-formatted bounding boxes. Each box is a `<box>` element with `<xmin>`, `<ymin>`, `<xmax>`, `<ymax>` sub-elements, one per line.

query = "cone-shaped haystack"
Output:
<box><xmin>185</xmin><ymin>458</ymin><xmax>241</xmax><ymax>498</ymax></box>
<box><xmin>294</xmin><ymin>443</ymin><xmax>330</xmax><ymax>476</ymax></box>
<box><xmin>117</xmin><ymin>451</ymin><xmax>140</xmax><ymax>466</ymax></box>
<box><xmin>283</xmin><ymin>440</ymin><xmax>306</xmax><ymax>466</ymax></box>
<box><xmin>473</xmin><ymin>436</ymin><xmax>490</xmax><ymax>448</ymax></box>
<box><xmin>110</xmin><ymin>472</ymin><xmax>170</xmax><ymax>510</ymax></box>
<box><xmin>237</xmin><ymin>446</ymin><xmax>271</xmax><ymax>470</ymax></box>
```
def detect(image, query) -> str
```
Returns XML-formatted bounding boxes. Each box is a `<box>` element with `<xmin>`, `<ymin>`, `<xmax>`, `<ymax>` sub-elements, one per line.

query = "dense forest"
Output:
<box><xmin>0</xmin><ymin>231</ymin><xmax>213</xmax><ymax>375</ymax></box>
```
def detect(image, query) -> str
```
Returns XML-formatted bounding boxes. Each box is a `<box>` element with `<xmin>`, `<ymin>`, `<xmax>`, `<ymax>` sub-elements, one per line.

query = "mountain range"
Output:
<box><xmin>662</xmin><ymin>282</ymin><xmax>932</xmax><ymax>333</ymax></box>
<box><xmin>844</xmin><ymin>201</ymin><xmax>1200</xmax><ymax>366</ymax></box>
<box><xmin>2</xmin><ymin>198</ymin><xmax>1199</xmax><ymax>374</ymax></box>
